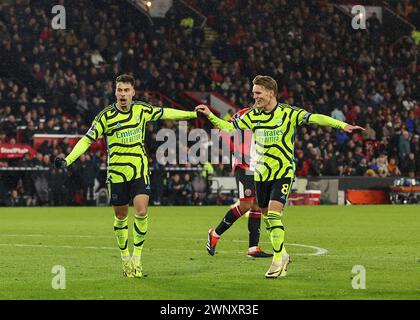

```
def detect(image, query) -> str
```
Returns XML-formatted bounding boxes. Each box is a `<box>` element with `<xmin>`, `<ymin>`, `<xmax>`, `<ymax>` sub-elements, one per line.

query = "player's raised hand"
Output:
<box><xmin>54</xmin><ymin>157</ymin><xmax>67</xmax><ymax>169</ymax></box>
<box><xmin>343</xmin><ymin>124</ymin><xmax>365</xmax><ymax>133</ymax></box>
<box><xmin>195</xmin><ymin>104</ymin><xmax>212</xmax><ymax>117</ymax></box>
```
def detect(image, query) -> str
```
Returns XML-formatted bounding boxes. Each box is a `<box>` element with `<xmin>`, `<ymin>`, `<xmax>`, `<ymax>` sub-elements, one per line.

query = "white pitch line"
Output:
<box><xmin>0</xmin><ymin>234</ymin><xmax>111</xmax><ymax>239</ymax></box>
<box><xmin>0</xmin><ymin>243</ymin><xmax>115</xmax><ymax>250</ymax></box>
<box><xmin>285</xmin><ymin>243</ymin><xmax>328</xmax><ymax>256</ymax></box>
<box><xmin>0</xmin><ymin>234</ymin><xmax>328</xmax><ymax>256</ymax></box>
<box><xmin>0</xmin><ymin>239</ymin><xmax>327</xmax><ymax>256</ymax></box>
<box><xmin>1</xmin><ymin>243</ymin><xmax>414</xmax><ymax>260</ymax></box>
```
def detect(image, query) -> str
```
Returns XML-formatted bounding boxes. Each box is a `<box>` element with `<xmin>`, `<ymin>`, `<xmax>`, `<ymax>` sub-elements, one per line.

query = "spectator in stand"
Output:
<box><xmin>0</xmin><ymin>132</ymin><xmax>7</xmax><ymax>144</ymax></box>
<box><xmin>167</xmin><ymin>173</ymin><xmax>185</xmax><ymax>205</ymax></box>
<box><xmin>150</xmin><ymin>157</ymin><xmax>166</xmax><ymax>205</ymax></box>
<box><xmin>355</xmin><ymin>158</ymin><xmax>368</xmax><ymax>176</ymax></box>
<box><xmin>42</xmin><ymin>154</ymin><xmax>51</xmax><ymax>167</ymax></box>
<box><xmin>17</xmin><ymin>152</ymin><xmax>33</xmax><ymax>167</ymax></box>
<box><xmin>367</xmin><ymin>158</ymin><xmax>380</xmax><ymax>175</ymax></box>
<box><xmin>181</xmin><ymin>173</ymin><xmax>194</xmax><ymax>205</ymax></box>
<box><xmin>38</xmin><ymin>140</ymin><xmax>53</xmax><ymax>155</ymax></box>
<box><xmin>5</xmin><ymin>190</ymin><xmax>25</xmax><ymax>206</ymax></box>
<box><xmin>362</xmin><ymin>123</ymin><xmax>377</xmax><ymax>141</ymax></box>
<box><xmin>1</xmin><ymin>115</ymin><xmax>17</xmax><ymax>139</ymax></box>
<box><xmin>331</xmin><ymin>106</ymin><xmax>346</xmax><ymax>122</ymax></box>
<box><xmin>214</xmin><ymin>163</ymin><xmax>230</xmax><ymax>177</ymax></box>
<box><xmin>376</xmin><ymin>153</ymin><xmax>389</xmax><ymax>177</ymax></box>
<box><xmin>21</xmin><ymin>121</ymin><xmax>36</xmax><ymax>144</ymax></box>
<box><xmin>398</xmin><ymin>130</ymin><xmax>411</xmax><ymax>161</ymax></box>
<box><xmin>411</xmin><ymin>134</ymin><xmax>420</xmax><ymax>161</ymax></box>
<box><xmin>48</xmin><ymin>168</ymin><xmax>67</xmax><ymax>206</ymax></box>
<box><xmin>32</xmin><ymin>152</ymin><xmax>44</xmax><ymax>167</ymax></box>
<box><xmin>402</xmin><ymin>152</ymin><xmax>417</xmax><ymax>177</ymax></box>
<box><xmin>387</xmin><ymin>157</ymin><xmax>402</xmax><ymax>176</ymax></box>
<box><xmin>58</xmin><ymin>138</ymin><xmax>71</xmax><ymax>154</ymax></box>
<box><xmin>79</xmin><ymin>154</ymin><xmax>98</xmax><ymax>204</ymax></box>
<box><xmin>35</xmin><ymin>122</ymin><xmax>46</xmax><ymax>134</ymax></box>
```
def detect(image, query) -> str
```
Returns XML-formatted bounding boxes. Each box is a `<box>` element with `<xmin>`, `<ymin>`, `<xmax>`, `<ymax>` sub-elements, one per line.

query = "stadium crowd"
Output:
<box><xmin>389</xmin><ymin>0</ymin><xmax>420</xmax><ymax>28</ymax></box>
<box><xmin>0</xmin><ymin>0</ymin><xmax>419</xmax><ymax>206</ymax></box>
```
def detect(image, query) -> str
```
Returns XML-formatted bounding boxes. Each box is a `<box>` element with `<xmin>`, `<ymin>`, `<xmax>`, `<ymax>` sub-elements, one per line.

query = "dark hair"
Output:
<box><xmin>252</xmin><ymin>75</ymin><xmax>278</xmax><ymax>96</ymax></box>
<box><xmin>115</xmin><ymin>74</ymin><xmax>135</xmax><ymax>86</ymax></box>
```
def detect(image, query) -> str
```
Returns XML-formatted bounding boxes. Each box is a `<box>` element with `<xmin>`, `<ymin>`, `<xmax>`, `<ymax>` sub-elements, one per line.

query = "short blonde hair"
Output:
<box><xmin>252</xmin><ymin>75</ymin><xmax>278</xmax><ymax>96</ymax></box>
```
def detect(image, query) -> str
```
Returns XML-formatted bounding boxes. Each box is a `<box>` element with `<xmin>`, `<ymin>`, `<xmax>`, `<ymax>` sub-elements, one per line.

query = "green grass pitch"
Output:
<box><xmin>0</xmin><ymin>205</ymin><xmax>419</xmax><ymax>300</ymax></box>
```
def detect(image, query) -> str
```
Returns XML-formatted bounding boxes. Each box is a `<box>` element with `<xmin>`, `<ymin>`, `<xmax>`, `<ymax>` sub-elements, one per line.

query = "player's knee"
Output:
<box><xmin>250</xmin><ymin>203</ymin><xmax>261</xmax><ymax>212</ymax></box>
<box><xmin>115</xmin><ymin>211</ymin><xmax>128</xmax><ymax>220</ymax></box>
<box><xmin>268</xmin><ymin>201</ymin><xmax>284</xmax><ymax>213</ymax></box>
<box><xmin>238</xmin><ymin>200</ymin><xmax>252</xmax><ymax>213</ymax></box>
<box><xmin>113</xmin><ymin>205</ymin><xmax>128</xmax><ymax>220</ymax></box>
<box><xmin>135</xmin><ymin>207</ymin><xmax>148</xmax><ymax>217</ymax></box>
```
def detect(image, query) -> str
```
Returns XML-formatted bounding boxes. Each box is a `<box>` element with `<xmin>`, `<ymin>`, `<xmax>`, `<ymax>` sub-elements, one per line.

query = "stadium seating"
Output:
<box><xmin>0</xmin><ymin>0</ymin><xmax>418</xmax><ymax>206</ymax></box>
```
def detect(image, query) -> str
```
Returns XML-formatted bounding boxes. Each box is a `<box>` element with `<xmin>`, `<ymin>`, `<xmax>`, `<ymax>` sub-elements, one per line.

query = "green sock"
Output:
<box><xmin>113</xmin><ymin>216</ymin><xmax>129</xmax><ymax>259</ymax></box>
<box><xmin>267</xmin><ymin>211</ymin><xmax>286</xmax><ymax>262</ymax></box>
<box><xmin>133</xmin><ymin>214</ymin><xmax>148</xmax><ymax>258</ymax></box>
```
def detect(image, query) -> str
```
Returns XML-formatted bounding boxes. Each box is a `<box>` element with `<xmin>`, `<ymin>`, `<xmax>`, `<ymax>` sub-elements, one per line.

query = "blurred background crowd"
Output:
<box><xmin>0</xmin><ymin>0</ymin><xmax>418</xmax><ymax>206</ymax></box>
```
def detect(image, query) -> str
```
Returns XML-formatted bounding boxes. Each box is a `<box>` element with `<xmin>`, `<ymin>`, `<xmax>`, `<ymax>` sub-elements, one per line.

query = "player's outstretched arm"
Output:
<box><xmin>56</xmin><ymin>111</ymin><xmax>107</xmax><ymax>169</ymax></box>
<box><xmin>195</xmin><ymin>104</ymin><xmax>237</xmax><ymax>132</ymax></box>
<box><xmin>54</xmin><ymin>135</ymin><xmax>94</xmax><ymax>169</ymax></box>
<box><xmin>160</xmin><ymin>108</ymin><xmax>197</xmax><ymax>120</ymax></box>
<box><xmin>307</xmin><ymin>113</ymin><xmax>365</xmax><ymax>132</ymax></box>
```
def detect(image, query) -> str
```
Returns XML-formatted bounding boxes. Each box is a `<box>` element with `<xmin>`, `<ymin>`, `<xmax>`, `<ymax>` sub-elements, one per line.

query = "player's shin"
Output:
<box><xmin>263</xmin><ymin>214</ymin><xmax>271</xmax><ymax>237</ymax></box>
<box><xmin>248</xmin><ymin>210</ymin><xmax>261</xmax><ymax>248</ymax></box>
<box><xmin>133</xmin><ymin>214</ymin><xmax>148</xmax><ymax>259</ymax></box>
<box><xmin>215</xmin><ymin>205</ymin><xmax>243</xmax><ymax>236</ymax></box>
<box><xmin>113</xmin><ymin>216</ymin><xmax>130</xmax><ymax>259</ymax></box>
<box><xmin>267</xmin><ymin>210</ymin><xmax>286</xmax><ymax>262</ymax></box>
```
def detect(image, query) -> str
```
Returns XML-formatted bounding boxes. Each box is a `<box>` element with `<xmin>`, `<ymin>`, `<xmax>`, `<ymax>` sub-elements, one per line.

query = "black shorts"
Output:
<box><xmin>108</xmin><ymin>177</ymin><xmax>151</xmax><ymax>206</ymax></box>
<box><xmin>255</xmin><ymin>178</ymin><xmax>293</xmax><ymax>208</ymax></box>
<box><xmin>234</xmin><ymin>167</ymin><xmax>256</xmax><ymax>200</ymax></box>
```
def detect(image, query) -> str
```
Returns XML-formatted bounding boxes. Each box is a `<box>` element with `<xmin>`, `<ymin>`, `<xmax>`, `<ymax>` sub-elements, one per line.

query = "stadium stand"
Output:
<box><xmin>0</xmin><ymin>0</ymin><xmax>418</xmax><ymax>206</ymax></box>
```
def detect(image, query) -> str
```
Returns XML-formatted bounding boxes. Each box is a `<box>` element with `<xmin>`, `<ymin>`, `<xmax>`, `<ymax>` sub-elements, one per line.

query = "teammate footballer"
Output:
<box><xmin>54</xmin><ymin>74</ymin><xmax>197</xmax><ymax>278</ymax></box>
<box><xmin>207</xmin><ymin>106</ymin><xmax>272</xmax><ymax>258</ymax></box>
<box><xmin>196</xmin><ymin>75</ymin><xmax>364</xmax><ymax>278</ymax></box>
